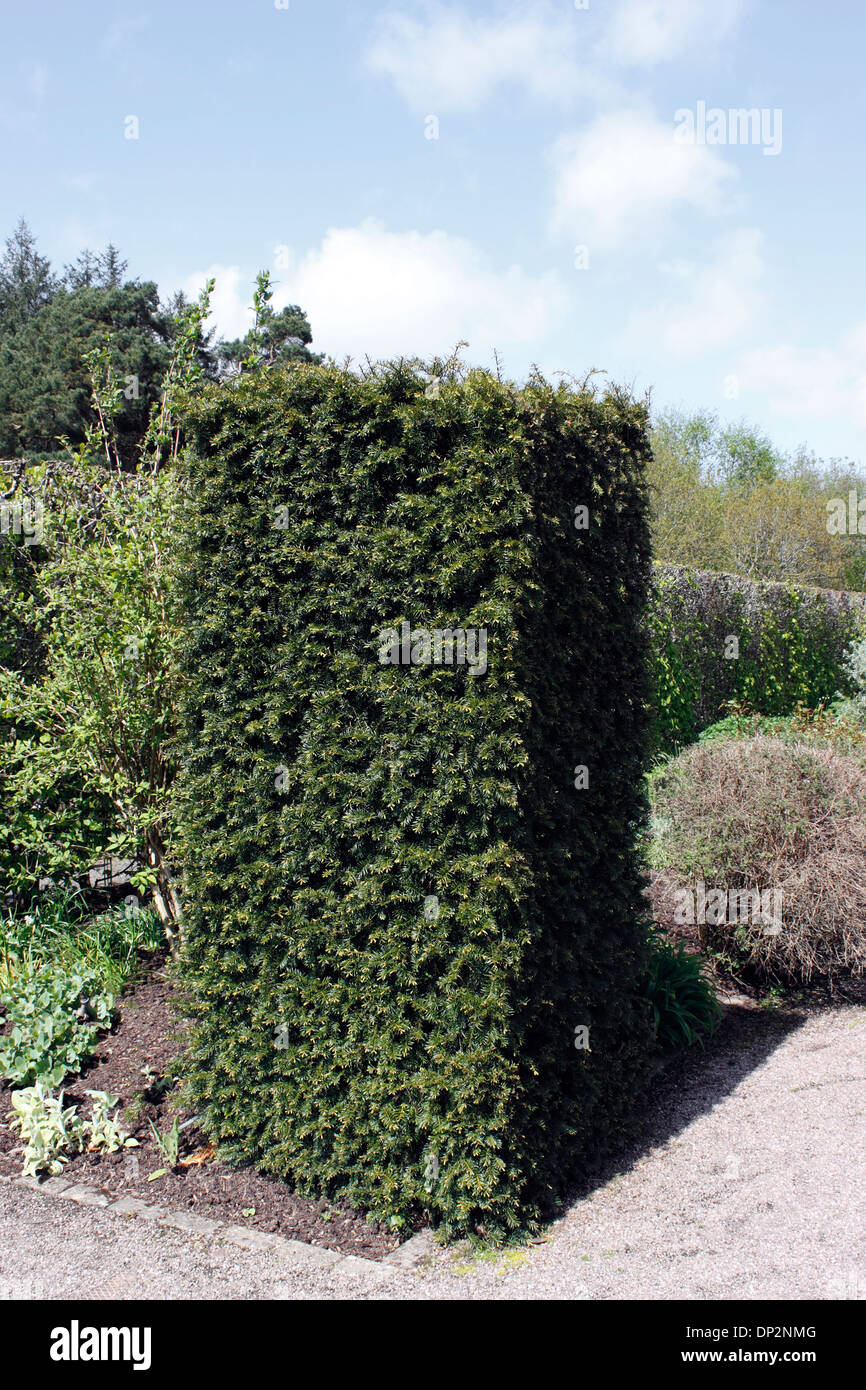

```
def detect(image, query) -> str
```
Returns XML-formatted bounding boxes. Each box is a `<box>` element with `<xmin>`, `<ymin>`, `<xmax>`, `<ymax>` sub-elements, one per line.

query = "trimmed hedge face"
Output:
<box><xmin>173</xmin><ymin>362</ymin><xmax>654</xmax><ymax>1235</ymax></box>
<box><xmin>651</xmin><ymin>564</ymin><xmax>865</xmax><ymax>753</ymax></box>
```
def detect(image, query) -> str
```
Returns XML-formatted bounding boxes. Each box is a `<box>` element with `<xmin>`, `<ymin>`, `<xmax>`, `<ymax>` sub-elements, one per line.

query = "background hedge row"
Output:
<box><xmin>651</xmin><ymin>564</ymin><xmax>865</xmax><ymax>752</ymax></box>
<box><xmin>173</xmin><ymin>361</ymin><xmax>654</xmax><ymax>1235</ymax></box>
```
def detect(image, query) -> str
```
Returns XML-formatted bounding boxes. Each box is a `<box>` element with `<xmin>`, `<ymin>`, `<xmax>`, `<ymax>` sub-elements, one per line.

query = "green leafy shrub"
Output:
<box><xmin>650</xmin><ymin>565</ymin><xmax>863</xmax><ymax>752</ymax></box>
<box><xmin>7</xmin><ymin>1084</ymin><xmax>84</xmax><ymax>1177</ymax></box>
<box><xmin>0</xmin><ymin>460</ymin><xmax>185</xmax><ymax>928</ymax></box>
<box><xmin>842</xmin><ymin>619</ymin><xmax>866</xmax><ymax>720</ymax></box>
<box><xmin>651</xmin><ymin>736</ymin><xmax>866</xmax><ymax>983</ymax></box>
<box><xmin>645</xmin><ymin>931</ymin><xmax>721</xmax><ymax>1048</ymax></box>
<box><xmin>0</xmin><ymin>730</ymin><xmax>114</xmax><ymax>912</ymax></box>
<box><xmin>173</xmin><ymin>360</ymin><xmax>654</xmax><ymax>1237</ymax></box>
<box><xmin>0</xmin><ymin>961</ymin><xmax>114</xmax><ymax>1086</ymax></box>
<box><xmin>0</xmin><ymin>285</ymin><xmax>213</xmax><ymax>929</ymax></box>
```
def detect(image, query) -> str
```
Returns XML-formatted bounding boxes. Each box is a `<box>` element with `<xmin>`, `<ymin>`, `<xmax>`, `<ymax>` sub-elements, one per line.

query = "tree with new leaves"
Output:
<box><xmin>0</xmin><ymin>282</ymin><xmax>215</xmax><ymax>937</ymax></box>
<box><xmin>215</xmin><ymin>271</ymin><xmax>322</xmax><ymax>377</ymax></box>
<box><xmin>648</xmin><ymin>408</ymin><xmax>866</xmax><ymax>590</ymax></box>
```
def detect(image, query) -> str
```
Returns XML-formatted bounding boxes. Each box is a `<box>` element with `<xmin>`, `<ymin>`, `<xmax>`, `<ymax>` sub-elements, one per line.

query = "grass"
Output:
<box><xmin>696</xmin><ymin>699</ymin><xmax>866</xmax><ymax>761</ymax></box>
<box><xmin>0</xmin><ymin>884</ymin><xmax>163</xmax><ymax>995</ymax></box>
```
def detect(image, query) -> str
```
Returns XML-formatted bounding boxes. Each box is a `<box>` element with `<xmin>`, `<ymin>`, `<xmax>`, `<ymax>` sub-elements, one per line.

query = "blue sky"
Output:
<box><xmin>2</xmin><ymin>0</ymin><xmax>865</xmax><ymax>462</ymax></box>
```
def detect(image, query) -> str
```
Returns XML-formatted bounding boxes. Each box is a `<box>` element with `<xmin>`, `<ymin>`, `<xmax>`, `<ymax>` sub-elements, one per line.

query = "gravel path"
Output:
<box><xmin>1</xmin><ymin>1001</ymin><xmax>864</xmax><ymax>1301</ymax></box>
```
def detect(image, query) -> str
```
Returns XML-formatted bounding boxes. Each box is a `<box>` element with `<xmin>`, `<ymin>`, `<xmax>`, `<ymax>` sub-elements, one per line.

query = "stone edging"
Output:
<box><xmin>0</xmin><ymin>1170</ymin><xmax>435</xmax><ymax>1277</ymax></box>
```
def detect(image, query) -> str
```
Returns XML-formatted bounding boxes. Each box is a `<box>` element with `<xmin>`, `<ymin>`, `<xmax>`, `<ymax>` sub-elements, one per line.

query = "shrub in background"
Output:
<box><xmin>651</xmin><ymin>735</ymin><xmax>866</xmax><ymax>984</ymax></box>
<box><xmin>650</xmin><ymin>565</ymin><xmax>863</xmax><ymax>752</ymax></box>
<box><xmin>0</xmin><ymin>464</ymin><xmax>116</xmax><ymax>909</ymax></box>
<box><xmin>173</xmin><ymin>360</ymin><xmax>654</xmax><ymax>1236</ymax></box>
<box><xmin>0</xmin><ymin>287</ymin><xmax>212</xmax><ymax>930</ymax></box>
<box><xmin>697</xmin><ymin>701</ymin><xmax>866</xmax><ymax>762</ymax></box>
<box><xmin>841</xmin><ymin>614</ymin><xmax>866</xmax><ymax>720</ymax></box>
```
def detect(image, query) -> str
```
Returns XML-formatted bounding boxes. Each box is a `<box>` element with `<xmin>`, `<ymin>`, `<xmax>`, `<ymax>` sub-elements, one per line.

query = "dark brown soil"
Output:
<box><xmin>0</xmin><ymin>953</ymin><xmax>402</xmax><ymax>1259</ymax></box>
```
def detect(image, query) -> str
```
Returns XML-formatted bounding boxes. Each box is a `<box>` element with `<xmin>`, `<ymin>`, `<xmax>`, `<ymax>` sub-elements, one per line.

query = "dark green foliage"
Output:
<box><xmin>173</xmin><ymin>360</ymin><xmax>654</xmax><ymax>1236</ymax></box>
<box><xmin>0</xmin><ymin>278</ymin><xmax>176</xmax><ymax>464</ymax></box>
<box><xmin>644</xmin><ymin>931</ymin><xmax>720</xmax><ymax>1049</ymax></box>
<box><xmin>0</xmin><ymin>221</ymin><xmax>218</xmax><ymax>467</ymax></box>
<box><xmin>63</xmin><ymin>244</ymin><xmax>128</xmax><ymax>291</ymax></box>
<box><xmin>216</xmin><ymin>301</ymin><xmax>322</xmax><ymax>377</ymax></box>
<box><xmin>0</xmin><ymin>219</ymin><xmax>57</xmax><ymax>326</ymax></box>
<box><xmin>651</xmin><ymin>564</ymin><xmax>863</xmax><ymax>752</ymax></box>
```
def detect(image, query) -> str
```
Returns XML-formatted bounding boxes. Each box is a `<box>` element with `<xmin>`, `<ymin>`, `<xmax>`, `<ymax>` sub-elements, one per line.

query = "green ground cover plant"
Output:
<box><xmin>0</xmin><ymin>960</ymin><xmax>114</xmax><ymax>1087</ymax></box>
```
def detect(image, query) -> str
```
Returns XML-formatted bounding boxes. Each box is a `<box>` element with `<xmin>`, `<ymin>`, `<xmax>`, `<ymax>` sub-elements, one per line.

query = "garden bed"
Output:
<box><xmin>0</xmin><ymin>953</ymin><xmax>404</xmax><ymax>1260</ymax></box>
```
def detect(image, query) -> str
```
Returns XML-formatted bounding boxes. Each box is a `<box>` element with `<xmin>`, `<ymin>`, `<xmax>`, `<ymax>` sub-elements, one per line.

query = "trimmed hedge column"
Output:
<box><xmin>174</xmin><ymin>362</ymin><xmax>654</xmax><ymax>1236</ymax></box>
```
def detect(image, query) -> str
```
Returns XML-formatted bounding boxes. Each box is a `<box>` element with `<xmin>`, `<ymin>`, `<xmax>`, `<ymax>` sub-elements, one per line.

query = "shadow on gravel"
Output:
<box><xmin>555</xmin><ymin>999</ymin><xmax>811</xmax><ymax>1219</ymax></box>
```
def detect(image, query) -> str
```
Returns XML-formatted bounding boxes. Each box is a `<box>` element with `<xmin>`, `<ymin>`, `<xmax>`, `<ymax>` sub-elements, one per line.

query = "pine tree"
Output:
<box><xmin>0</xmin><ymin>219</ymin><xmax>57</xmax><ymax>329</ymax></box>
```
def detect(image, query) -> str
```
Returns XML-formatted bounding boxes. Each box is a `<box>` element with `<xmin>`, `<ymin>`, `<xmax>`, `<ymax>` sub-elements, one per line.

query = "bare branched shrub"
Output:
<box><xmin>652</xmin><ymin>736</ymin><xmax>866</xmax><ymax>983</ymax></box>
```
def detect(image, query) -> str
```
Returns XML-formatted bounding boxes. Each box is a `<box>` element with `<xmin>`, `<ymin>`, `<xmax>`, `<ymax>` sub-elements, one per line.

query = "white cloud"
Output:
<box><xmin>624</xmin><ymin>227</ymin><xmax>765</xmax><ymax>356</ymax></box>
<box><xmin>364</xmin><ymin>3</ymin><xmax>602</xmax><ymax>113</ymax></box>
<box><xmin>364</xmin><ymin>1</ymin><xmax>745</xmax><ymax>115</ymax></box>
<box><xmin>184</xmin><ymin>264</ymin><xmax>254</xmax><ymax>342</ymax></box>
<box><xmin>549</xmin><ymin>109</ymin><xmax>738</xmax><ymax>250</ymax></box>
<box><xmin>601</xmin><ymin>0</ymin><xmax>744</xmax><ymax>67</ymax></box>
<box><xmin>186</xmin><ymin>221</ymin><xmax>569</xmax><ymax>362</ymax></box>
<box><xmin>739</xmin><ymin>326</ymin><xmax>866</xmax><ymax>430</ymax></box>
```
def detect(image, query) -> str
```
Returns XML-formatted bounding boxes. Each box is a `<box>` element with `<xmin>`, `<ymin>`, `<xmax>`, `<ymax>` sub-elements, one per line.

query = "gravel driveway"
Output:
<box><xmin>1</xmin><ymin>1000</ymin><xmax>864</xmax><ymax>1301</ymax></box>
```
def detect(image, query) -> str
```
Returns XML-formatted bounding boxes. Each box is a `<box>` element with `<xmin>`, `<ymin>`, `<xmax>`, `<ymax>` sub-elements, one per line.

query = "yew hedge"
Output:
<box><xmin>173</xmin><ymin>361</ymin><xmax>654</xmax><ymax>1235</ymax></box>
